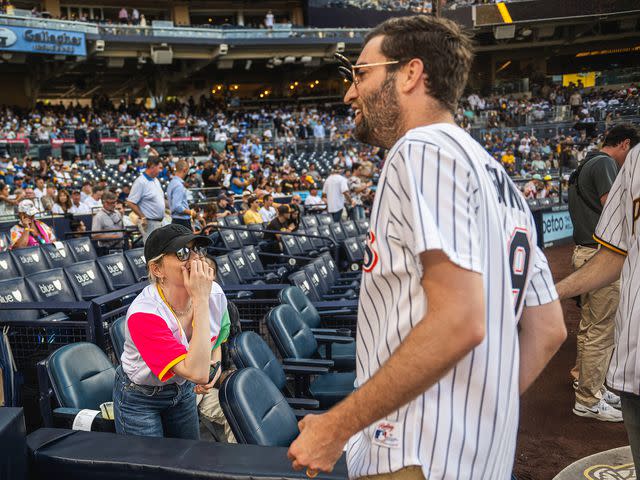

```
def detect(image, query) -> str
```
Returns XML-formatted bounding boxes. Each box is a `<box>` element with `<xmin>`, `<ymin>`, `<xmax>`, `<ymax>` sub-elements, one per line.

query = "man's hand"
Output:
<box><xmin>139</xmin><ymin>216</ymin><xmax>147</xmax><ymax>228</ymax></box>
<box><xmin>287</xmin><ymin>413</ymin><xmax>347</xmax><ymax>473</ymax></box>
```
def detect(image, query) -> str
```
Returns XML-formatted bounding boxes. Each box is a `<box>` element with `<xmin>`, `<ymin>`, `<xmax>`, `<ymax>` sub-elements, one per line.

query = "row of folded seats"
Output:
<box><xmin>0</xmin><ymin>246</ymin><xmax>146</xmax><ymax>321</ymax></box>
<box><xmin>42</xmin><ymin>284</ymin><xmax>359</xmax><ymax>448</ymax></box>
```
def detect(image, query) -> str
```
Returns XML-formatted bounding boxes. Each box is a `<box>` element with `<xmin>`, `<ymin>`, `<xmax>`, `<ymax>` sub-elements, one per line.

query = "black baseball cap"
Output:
<box><xmin>144</xmin><ymin>224</ymin><xmax>212</xmax><ymax>262</ymax></box>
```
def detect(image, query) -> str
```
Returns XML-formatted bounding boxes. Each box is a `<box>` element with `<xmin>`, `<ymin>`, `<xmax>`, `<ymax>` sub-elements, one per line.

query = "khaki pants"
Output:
<box><xmin>571</xmin><ymin>245</ymin><xmax>619</xmax><ymax>407</ymax></box>
<box><xmin>357</xmin><ymin>466</ymin><xmax>425</xmax><ymax>480</ymax></box>
<box><xmin>197</xmin><ymin>389</ymin><xmax>236</xmax><ymax>443</ymax></box>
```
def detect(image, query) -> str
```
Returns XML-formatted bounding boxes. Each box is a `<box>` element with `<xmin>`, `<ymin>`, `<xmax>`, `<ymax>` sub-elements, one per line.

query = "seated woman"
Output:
<box><xmin>10</xmin><ymin>200</ymin><xmax>56</xmax><ymax>249</ymax></box>
<box><xmin>242</xmin><ymin>195</ymin><xmax>263</xmax><ymax>225</ymax></box>
<box><xmin>114</xmin><ymin>224</ymin><xmax>230</xmax><ymax>439</ymax></box>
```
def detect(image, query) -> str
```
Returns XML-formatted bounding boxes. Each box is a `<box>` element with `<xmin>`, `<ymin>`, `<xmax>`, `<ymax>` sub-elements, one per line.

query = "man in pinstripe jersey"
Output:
<box><xmin>287</xmin><ymin>15</ymin><xmax>566</xmax><ymax>480</ymax></box>
<box><xmin>558</xmin><ymin>143</ymin><xmax>640</xmax><ymax>474</ymax></box>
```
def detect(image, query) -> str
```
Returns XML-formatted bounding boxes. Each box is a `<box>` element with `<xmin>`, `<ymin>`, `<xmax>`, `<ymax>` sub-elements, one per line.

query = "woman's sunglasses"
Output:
<box><xmin>175</xmin><ymin>246</ymin><xmax>207</xmax><ymax>262</ymax></box>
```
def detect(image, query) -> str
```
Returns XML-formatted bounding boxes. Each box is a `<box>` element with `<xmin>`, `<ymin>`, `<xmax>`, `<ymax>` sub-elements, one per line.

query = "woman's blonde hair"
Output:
<box><xmin>147</xmin><ymin>253</ymin><xmax>165</xmax><ymax>284</ymax></box>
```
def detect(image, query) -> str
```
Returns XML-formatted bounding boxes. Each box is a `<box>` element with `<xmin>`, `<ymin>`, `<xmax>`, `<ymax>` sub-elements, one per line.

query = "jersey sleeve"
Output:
<box><xmin>394</xmin><ymin>140</ymin><xmax>482</xmax><ymax>273</ymax></box>
<box><xmin>127</xmin><ymin>312</ymin><xmax>187</xmax><ymax>382</ymax></box>
<box><xmin>594</xmin><ymin>160</ymin><xmax>628</xmax><ymax>255</ymax></box>
<box><xmin>209</xmin><ymin>283</ymin><xmax>230</xmax><ymax>349</ymax></box>
<box><xmin>524</xmin><ymin>245</ymin><xmax>558</xmax><ymax>307</ymax></box>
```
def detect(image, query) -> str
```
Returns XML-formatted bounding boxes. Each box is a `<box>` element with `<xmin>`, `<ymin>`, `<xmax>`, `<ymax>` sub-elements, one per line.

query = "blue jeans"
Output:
<box><xmin>113</xmin><ymin>365</ymin><xmax>199</xmax><ymax>439</ymax></box>
<box><xmin>331</xmin><ymin>210</ymin><xmax>343</xmax><ymax>222</ymax></box>
<box><xmin>75</xmin><ymin>143</ymin><xmax>86</xmax><ymax>156</ymax></box>
<box><xmin>351</xmin><ymin>205</ymin><xmax>365</xmax><ymax>221</ymax></box>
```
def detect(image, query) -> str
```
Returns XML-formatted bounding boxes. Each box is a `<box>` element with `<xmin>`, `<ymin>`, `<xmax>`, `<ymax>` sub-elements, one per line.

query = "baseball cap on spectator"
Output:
<box><xmin>18</xmin><ymin>200</ymin><xmax>38</xmax><ymax>217</ymax></box>
<box><xmin>144</xmin><ymin>224</ymin><xmax>213</xmax><ymax>263</ymax></box>
<box><xmin>532</xmin><ymin>174</ymin><xmax>543</xmax><ymax>180</ymax></box>
<box><xmin>543</xmin><ymin>175</ymin><xmax>552</xmax><ymax>181</ymax></box>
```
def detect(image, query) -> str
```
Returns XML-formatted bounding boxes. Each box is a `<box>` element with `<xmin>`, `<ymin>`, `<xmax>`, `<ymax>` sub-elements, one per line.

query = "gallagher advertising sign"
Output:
<box><xmin>0</xmin><ymin>25</ymin><xmax>86</xmax><ymax>56</ymax></box>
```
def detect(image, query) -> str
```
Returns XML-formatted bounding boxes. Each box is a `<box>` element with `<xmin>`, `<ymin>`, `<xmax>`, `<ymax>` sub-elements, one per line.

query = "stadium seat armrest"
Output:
<box><xmin>293</xmin><ymin>408</ymin><xmax>328</xmax><ymax>420</ymax></box>
<box><xmin>310</xmin><ymin>328</ymin><xmax>352</xmax><ymax>337</ymax></box>
<box><xmin>314</xmin><ymin>334</ymin><xmax>354</xmax><ymax>344</ymax></box>
<box><xmin>282</xmin><ymin>364</ymin><xmax>331</xmax><ymax>375</ymax></box>
<box><xmin>52</xmin><ymin>408</ymin><xmax>116</xmax><ymax>432</ymax></box>
<box><xmin>283</xmin><ymin>358</ymin><xmax>334</xmax><ymax>369</ymax></box>
<box><xmin>286</xmin><ymin>397</ymin><xmax>321</xmax><ymax>409</ymax></box>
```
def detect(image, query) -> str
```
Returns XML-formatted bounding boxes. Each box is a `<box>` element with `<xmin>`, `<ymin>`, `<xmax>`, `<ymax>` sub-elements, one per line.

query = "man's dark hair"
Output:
<box><xmin>278</xmin><ymin>205</ymin><xmax>290</xmax><ymax>215</ymax></box>
<box><xmin>365</xmin><ymin>15</ymin><xmax>473</xmax><ymax>113</ymax></box>
<box><xmin>247</xmin><ymin>195</ymin><xmax>258</xmax><ymax>207</ymax></box>
<box><xmin>603</xmin><ymin>123</ymin><xmax>640</xmax><ymax>149</ymax></box>
<box><xmin>146</xmin><ymin>157</ymin><xmax>162</xmax><ymax>168</ymax></box>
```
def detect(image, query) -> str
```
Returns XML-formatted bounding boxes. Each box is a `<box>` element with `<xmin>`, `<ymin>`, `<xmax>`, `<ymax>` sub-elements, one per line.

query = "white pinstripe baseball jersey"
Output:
<box><xmin>594</xmin><ymin>144</ymin><xmax>640</xmax><ymax>395</ymax></box>
<box><xmin>347</xmin><ymin>123</ymin><xmax>557</xmax><ymax>480</ymax></box>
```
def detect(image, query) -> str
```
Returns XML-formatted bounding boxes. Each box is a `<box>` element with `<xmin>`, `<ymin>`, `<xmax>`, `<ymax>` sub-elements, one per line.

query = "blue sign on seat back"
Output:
<box><xmin>25</xmin><ymin>268</ymin><xmax>77</xmax><ymax>302</ymax></box>
<box><xmin>11</xmin><ymin>246</ymin><xmax>50</xmax><ymax>277</ymax></box>
<box><xmin>40</xmin><ymin>242</ymin><xmax>75</xmax><ymax>268</ymax></box>
<box><xmin>64</xmin><ymin>261</ymin><xmax>108</xmax><ymax>300</ymax></box>
<box><xmin>96</xmin><ymin>253</ymin><xmax>136</xmax><ymax>291</ymax></box>
<box><xmin>0</xmin><ymin>277</ymin><xmax>39</xmax><ymax>321</ymax></box>
<box><xmin>66</xmin><ymin>237</ymin><xmax>97</xmax><ymax>263</ymax></box>
<box><xmin>124</xmin><ymin>248</ymin><xmax>147</xmax><ymax>282</ymax></box>
<box><xmin>0</xmin><ymin>251</ymin><xmax>20</xmax><ymax>280</ymax></box>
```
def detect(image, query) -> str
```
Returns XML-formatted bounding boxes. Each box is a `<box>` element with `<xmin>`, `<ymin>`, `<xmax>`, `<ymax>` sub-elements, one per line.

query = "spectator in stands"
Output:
<box><xmin>89</xmin><ymin>126</ymin><xmax>101</xmax><ymax>154</ymax></box>
<box><xmin>167</xmin><ymin>159</ymin><xmax>195</xmax><ymax>230</ymax></box>
<box><xmin>229</xmin><ymin>168</ymin><xmax>252</xmax><ymax>195</ymax></box>
<box><xmin>69</xmin><ymin>189</ymin><xmax>91</xmax><ymax>214</ymax></box>
<box><xmin>74</xmin><ymin>124</ymin><xmax>87</xmax><ymax>157</ymax></box>
<box><xmin>10</xmin><ymin>200</ymin><xmax>56</xmax><ymax>249</ymax></box>
<box><xmin>201</xmin><ymin>159</ymin><xmax>223</xmax><ymax>189</ymax></box>
<box><xmin>196</xmin><ymin>204</ymin><xmax>219</xmax><ymax>235</ymax></box>
<box><xmin>127</xmin><ymin>157</ymin><xmax>166</xmax><ymax>243</ymax></box>
<box><xmin>33</xmin><ymin>177</ymin><xmax>46</xmax><ymax>199</ymax></box>
<box><xmin>264</xmin><ymin>10</ymin><xmax>274</xmax><ymax>29</ymax></box>
<box><xmin>259</xmin><ymin>193</ymin><xmax>277</xmax><ymax>223</ymax></box>
<box><xmin>51</xmin><ymin>189</ymin><xmax>72</xmax><ymax>214</ymax></box>
<box><xmin>307</xmin><ymin>163</ymin><xmax>322</xmax><ymax>183</ymax></box>
<box><xmin>304</xmin><ymin>187</ymin><xmax>325</xmax><ymax>209</ymax></box>
<box><xmin>118</xmin><ymin>7</ymin><xmax>128</xmax><ymax>24</ymax></box>
<box><xmin>348</xmin><ymin>163</ymin><xmax>371</xmax><ymax>221</ymax></box>
<box><xmin>243</xmin><ymin>195</ymin><xmax>263</xmax><ymax>225</ymax></box>
<box><xmin>131</xmin><ymin>8</ymin><xmax>140</xmax><ymax>24</ymax></box>
<box><xmin>40</xmin><ymin>182</ymin><xmax>58</xmax><ymax>213</ymax></box>
<box><xmin>69</xmin><ymin>218</ymin><xmax>87</xmax><ymax>238</ymax></box>
<box><xmin>0</xmin><ymin>181</ymin><xmax>22</xmax><ymax>217</ymax></box>
<box><xmin>216</xmin><ymin>194</ymin><xmax>236</xmax><ymax>218</ymax></box>
<box><xmin>323</xmin><ymin>167</ymin><xmax>352</xmax><ymax>222</ymax></box>
<box><xmin>83</xmin><ymin>185</ymin><xmax>104</xmax><ymax>212</ymax></box>
<box><xmin>113</xmin><ymin>224</ymin><xmax>227</xmax><ymax>440</ymax></box>
<box><xmin>80</xmin><ymin>181</ymin><xmax>93</xmax><ymax>203</ymax></box>
<box><xmin>92</xmin><ymin>191</ymin><xmax>125</xmax><ymax>252</ymax></box>
<box><xmin>264</xmin><ymin>205</ymin><xmax>295</xmax><ymax>252</ymax></box>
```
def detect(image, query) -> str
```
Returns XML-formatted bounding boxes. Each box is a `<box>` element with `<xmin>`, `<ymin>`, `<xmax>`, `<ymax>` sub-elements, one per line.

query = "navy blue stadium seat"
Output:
<box><xmin>0</xmin><ymin>250</ymin><xmax>21</xmax><ymax>280</ymax></box>
<box><xmin>25</xmin><ymin>268</ymin><xmax>77</xmax><ymax>302</ymax></box>
<box><xmin>40</xmin><ymin>242</ymin><xmax>75</xmax><ymax>268</ymax></box>
<box><xmin>219</xmin><ymin>229</ymin><xmax>243</xmax><ymax>250</ymax></box>
<box><xmin>219</xmin><ymin>367</ymin><xmax>299</xmax><ymax>446</ymax></box>
<box><xmin>124</xmin><ymin>248</ymin><xmax>147</xmax><ymax>282</ymax></box>
<box><xmin>214</xmin><ymin>255</ymin><xmax>243</xmax><ymax>286</ymax></box>
<box><xmin>341</xmin><ymin>220</ymin><xmax>358</xmax><ymax>238</ymax></box>
<box><xmin>316</xmin><ymin>213</ymin><xmax>333</xmax><ymax>225</ymax></box>
<box><xmin>45</xmin><ymin>342</ymin><xmax>115</xmax><ymax>430</ymax></box>
<box><xmin>10</xmin><ymin>246</ymin><xmax>50</xmax><ymax>277</ymax></box>
<box><xmin>109</xmin><ymin>316</ymin><xmax>126</xmax><ymax>361</ymax></box>
<box><xmin>96</xmin><ymin>253</ymin><xmax>136</xmax><ymax>291</ymax></box>
<box><xmin>64</xmin><ymin>260</ymin><xmax>109</xmax><ymax>300</ymax></box>
<box><xmin>227</xmin><ymin>250</ymin><xmax>264</xmax><ymax>284</ymax></box>
<box><xmin>65</xmin><ymin>237</ymin><xmax>97</xmax><ymax>262</ymax></box>
<box><xmin>230</xmin><ymin>332</ymin><xmax>354</xmax><ymax>408</ymax></box>
<box><xmin>266</xmin><ymin>304</ymin><xmax>355</xmax><ymax>372</ymax></box>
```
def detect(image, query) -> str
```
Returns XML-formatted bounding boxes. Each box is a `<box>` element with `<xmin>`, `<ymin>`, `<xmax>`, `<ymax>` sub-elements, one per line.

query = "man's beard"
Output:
<box><xmin>352</xmin><ymin>74</ymin><xmax>402</xmax><ymax>149</ymax></box>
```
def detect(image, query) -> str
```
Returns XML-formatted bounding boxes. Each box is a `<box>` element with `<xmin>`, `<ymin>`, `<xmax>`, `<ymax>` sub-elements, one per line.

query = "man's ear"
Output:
<box><xmin>399</xmin><ymin>58</ymin><xmax>427</xmax><ymax>95</ymax></box>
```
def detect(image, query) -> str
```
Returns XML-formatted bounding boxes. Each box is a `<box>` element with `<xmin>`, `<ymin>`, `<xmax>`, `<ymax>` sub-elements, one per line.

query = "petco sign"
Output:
<box><xmin>0</xmin><ymin>25</ymin><xmax>86</xmax><ymax>56</ymax></box>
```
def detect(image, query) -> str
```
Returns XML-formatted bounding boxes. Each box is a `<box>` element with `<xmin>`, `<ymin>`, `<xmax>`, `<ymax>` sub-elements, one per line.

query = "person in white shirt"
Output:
<box><xmin>304</xmin><ymin>187</ymin><xmax>325</xmax><ymax>209</ymax></box>
<box><xmin>323</xmin><ymin>169</ymin><xmax>352</xmax><ymax>222</ymax></box>
<box><xmin>83</xmin><ymin>186</ymin><xmax>104</xmax><ymax>212</ymax></box>
<box><xmin>33</xmin><ymin>177</ymin><xmax>46</xmax><ymax>199</ymax></box>
<box><xmin>259</xmin><ymin>194</ymin><xmax>277</xmax><ymax>223</ymax></box>
<box><xmin>265</xmin><ymin>10</ymin><xmax>274</xmax><ymax>29</ymax></box>
<box><xmin>126</xmin><ymin>157</ymin><xmax>167</xmax><ymax>243</ymax></box>
<box><xmin>68</xmin><ymin>190</ymin><xmax>91</xmax><ymax>214</ymax></box>
<box><xmin>80</xmin><ymin>182</ymin><xmax>93</xmax><ymax>203</ymax></box>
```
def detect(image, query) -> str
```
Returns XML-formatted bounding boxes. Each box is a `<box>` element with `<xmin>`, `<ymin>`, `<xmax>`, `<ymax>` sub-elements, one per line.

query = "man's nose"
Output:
<box><xmin>343</xmin><ymin>83</ymin><xmax>357</xmax><ymax>106</ymax></box>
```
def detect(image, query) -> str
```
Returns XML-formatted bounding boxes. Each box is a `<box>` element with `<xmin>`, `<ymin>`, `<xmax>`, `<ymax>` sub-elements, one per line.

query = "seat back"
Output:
<box><xmin>295</xmin><ymin>230</ymin><xmax>315</xmax><ymax>254</ymax></box>
<box><xmin>301</xmin><ymin>215</ymin><xmax>318</xmax><ymax>229</ymax></box>
<box><xmin>219</xmin><ymin>367</ymin><xmax>298</xmax><ymax>447</ymax></box>
<box><xmin>355</xmin><ymin>219</ymin><xmax>370</xmax><ymax>234</ymax></box>
<box><xmin>343</xmin><ymin>237</ymin><xmax>364</xmax><ymax>263</ymax></box>
<box><xmin>229</xmin><ymin>332</ymin><xmax>286</xmax><ymax>390</ymax></box>
<box><xmin>330</xmin><ymin>223</ymin><xmax>347</xmax><ymax>242</ymax></box>
<box><xmin>46</xmin><ymin>342</ymin><xmax>115</xmax><ymax>409</ymax></box>
<box><xmin>97</xmin><ymin>253</ymin><xmax>136</xmax><ymax>291</ymax></box>
<box><xmin>306</xmin><ymin>227</ymin><xmax>329</xmax><ymax>250</ymax></box>
<box><xmin>66</xmin><ymin>237</ymin><xmax>97</xmax><ymax>262</ymax></box>
<box><xmin>266</xmin><ymin>304</ymin><xmax>318</xmax><ymax>360</ymax></box>
<box><xmin>40</xmin><ymin>242</ymin><xmax>75</xmax><ymax>268</ymax></box>
<box><xmin>317</xmin><ymin>225</ymin><xmax>334</xmax><ymax>246</ymax></box>
<box><xmin>0</xmin><ymin>277</ymin><xmax>39</xmax><ymax>321</ymax></box>
<box><xmin>321</xmin><ymin>252</ymin><xmax>341</xmax><ymax>284</ymax></box>
<box><xmin>341</xmin><ymin>220</ymin><xmax>358</xmax><ymax>238</ymax></box>
<box><xmin>278</xmin><ymin>286</ymin><xmax>321</xmax><ymax>330</ymax></box>
<box><xmin>228</xmin><ymin>250</ymin><xmax>255</xmax><ymax>282</ymax></box>
<box><xmin>246</xmin><ymin>224</ymin><xmax>263</xmax><ymax>245</ymax></box>
<box><xmin>0</xmin><ymin>250</ymin><xmax>21</xmax><ymax>280</ymax></box>
<box><xmin>225</xmin><ymin>216</ymin><xmax>242</xmax><ymax>227</ymax></box>
<box><xmin>236</xmin><ymin>228</ymin><xmax>253</xmax><ymax>247</ymax></box>
<box><xmin>11</xmin><ymin>246</ymin><xmax>50</xmax><ymax>277</ymax></box>
<box><xmin>241</xmin><ymin>246</ymin><xmax>264</xmax><ymax>274</ymax></box>
<box><xmin>220</xmin><ymin>229</ymin><xmax>243</xmax><ymax>250</ymax></box>
<box><xmin>288</xmin><ymin>270</ymin><xmax>319</xmax><ymax>302</ymax></box>
<box><xmin>109</xmin><ymin>316</ymin><xmax>126</xmax><ymax>361</ymax></box>
<box><xmin>25</xmin><ymin>268</ymin><xmax>77</xmax><ymax>302</ymax></box>
<box><xmin>316</xmin><ymin>213</ymin><xmax>332</xmax><ymax>225</ymax></box>
<box><xmin>281</xmin><ymin>235</ymin><xmax>303</xmax><ymax>257</ymax></box>
<box><xmin>124</xmin><ymin>248</ymin><xmax>147</xmax><ymax>282</ymax></box>
<box><xmin>303</xmin><ymin>264</ymin><xmax>328</xmax><ymax>296</ymax></box>
<box><xmin>64</xmin><ymin>260</ymin><xmax>109</xmax><ymax>300</ymax></box>
<box><xmin>312</xmin><ymin>260</ymin><xmax>337</xmax><ymax>293</ymax></box>
<box><xmin>214</xmin><ymin>255</ymin><xmax>242</xmax><ymax>286</ymax></box>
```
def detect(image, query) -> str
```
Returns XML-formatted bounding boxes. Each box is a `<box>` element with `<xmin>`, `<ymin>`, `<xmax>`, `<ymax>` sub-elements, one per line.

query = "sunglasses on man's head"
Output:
<box><xmin>175</xmin><ymin>246</ymin><xmax>207</xmax><ymax>262</ymax></box>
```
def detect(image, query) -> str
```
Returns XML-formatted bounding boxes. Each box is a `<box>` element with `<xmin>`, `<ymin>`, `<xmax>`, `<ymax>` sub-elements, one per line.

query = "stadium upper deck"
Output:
<box><xmin>0</xmin><ymin>0</ymin><xmax>638</xmax><ymax>106</ymax></box>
